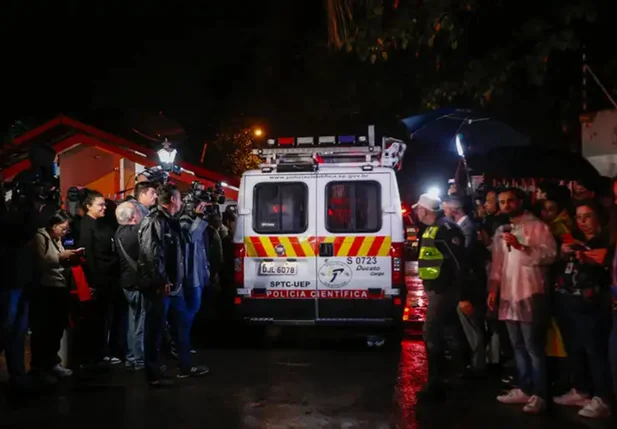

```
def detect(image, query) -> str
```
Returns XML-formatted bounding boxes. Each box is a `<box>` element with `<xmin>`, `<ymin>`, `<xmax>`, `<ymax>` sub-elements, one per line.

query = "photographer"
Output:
<box><xmin>1</xmin><ymin>143</ymin><xmax>60</xmax><ymax>392</ymax></box>
<box><xmin>206</xmin><ymin>213</ymin><xmax>224</xmax><ymax>289</ymax></box>
<box><xmin>220</xmin><ymin>211</ymin><xmax>237</xmax><ymax>321</ymax></box>
<box><xmin>138</xmin><ymin>184</ymin><xmax>208</xmax><ymax>387</ymax></box>
<box><xmin>1</xmin><ymin>190</ymin><xmax>42</xmax><ymax>393</ymax></box>
<box><xmin>178</xmin><ymin>200</ymin><xmax>210</xmax><ymax>352</ymax></box>
<box><xmin>131</xmin><ymin>181</ymin><xmax>158</xmax><ymax>218</ymax></box>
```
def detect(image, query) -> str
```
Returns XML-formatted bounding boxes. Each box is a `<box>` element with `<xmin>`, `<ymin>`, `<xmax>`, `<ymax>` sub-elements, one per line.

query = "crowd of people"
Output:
<box><xmin>1</xmin><ymin>179</ymin><xmax>237</xmax><ymax>392</ymax></box>
<box><xmin>2</xmin><ymin>160</ymin><xmax>617</xmax><ymax>418</ymax></box>
<box><xmin>416</xmin><ymin>177</ymin><xmax>617</xmax><ymax>419</ymax></box>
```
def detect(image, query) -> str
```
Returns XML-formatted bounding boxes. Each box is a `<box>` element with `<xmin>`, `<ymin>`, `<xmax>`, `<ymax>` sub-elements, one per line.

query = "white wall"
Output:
<box><xmin>586</xmin><ymin>154</ymin><xmax>617</xmax><ymax>178</ymax></box>
<box><xmin>582</xmin><ymin>109</ymin><xmax>617</xmax><ymax>158</ymax></box>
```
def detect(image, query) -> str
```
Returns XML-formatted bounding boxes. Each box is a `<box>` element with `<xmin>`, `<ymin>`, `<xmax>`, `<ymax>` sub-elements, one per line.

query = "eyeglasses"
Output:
<box><xmin>55</xmin><ymin>225</ymin><xmax>70</xmax><ymax>233</ymax></box>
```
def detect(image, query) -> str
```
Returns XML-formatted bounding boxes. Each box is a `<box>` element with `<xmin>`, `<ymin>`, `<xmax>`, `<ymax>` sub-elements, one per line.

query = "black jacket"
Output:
<box><xmin>138</xmin><ymin>205</ymin><xmax>184</xmax><ymax>295</ymax></box>
<box><xmin>421</xmin><ymin>217</ymin><xmax>469</xmax><ymax>300</ymax></box>
<box><xmin>115</xmin><ymin>224</ymin><xmax>140</xmax><ymax>290</ymax></box>
<box><xmin>555</xmin><ymin>230</ymin><xmax>613</xmax><ymax>298</ymax></box>
<box><xmin>78</xmin><ymin>215</ymin><xmax>119</xmax><ymax>290</ymax></box>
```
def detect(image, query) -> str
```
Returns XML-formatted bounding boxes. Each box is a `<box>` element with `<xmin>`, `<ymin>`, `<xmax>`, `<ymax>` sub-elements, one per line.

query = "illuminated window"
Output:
<box><xmin>325</xmin><ymin>181</ymin><xmax>381</xmax><ymax>233</ymax></box>
<box><xmin>253</xmin><ymin>183</ymin><xmax>308</xmax><ymax>234</ymax></box>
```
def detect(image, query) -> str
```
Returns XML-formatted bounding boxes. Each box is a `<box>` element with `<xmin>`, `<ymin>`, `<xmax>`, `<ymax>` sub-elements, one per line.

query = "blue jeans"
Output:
<box><xmin>184</xmin><ymin>286</ymin><xmax>203</xmax><ymax>329</ymax></box>
<box><xmin>0</xmin><ymin>288</ymin><xmax>30</xmax><ymax>386</ymax></box>
<box><xmin>506</xmin><ymin>320</ymin><xmax>548</xmax><ymax>398</ymax></box>
<box><xmin>123</xmin><ymin>290</ymin><xmax>145</xmax><ymax>368</ymax></box>
<box><xmin>144</xmin><ymin>292</ymin><xmax>191</xmax><ymax>382</ymax></box>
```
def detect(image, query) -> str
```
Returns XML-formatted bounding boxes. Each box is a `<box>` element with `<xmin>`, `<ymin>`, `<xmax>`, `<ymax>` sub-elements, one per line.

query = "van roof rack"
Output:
<box><xmin>252</xmin><ymin>137</ymin><xmax>406</xmax><ymax>173</ymax></box>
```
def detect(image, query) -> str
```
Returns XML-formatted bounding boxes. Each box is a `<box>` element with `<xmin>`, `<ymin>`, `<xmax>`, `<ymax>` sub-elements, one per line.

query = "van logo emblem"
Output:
<box><xmin>274</xmin><ymin>244</ymin><xmax>286</xmax><ymax>256</ymax></box>
<box><xmin>319</xmin><ymin>261</ymin><xmax>352</xmax><ymax>288</ymax></box>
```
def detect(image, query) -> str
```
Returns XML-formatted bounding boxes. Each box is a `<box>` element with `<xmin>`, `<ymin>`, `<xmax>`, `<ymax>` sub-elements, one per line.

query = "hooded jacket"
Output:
<box><xmin>178</xmin><ymin>213</ymin><xmax>209</xmax><ymax>289</ymax></box>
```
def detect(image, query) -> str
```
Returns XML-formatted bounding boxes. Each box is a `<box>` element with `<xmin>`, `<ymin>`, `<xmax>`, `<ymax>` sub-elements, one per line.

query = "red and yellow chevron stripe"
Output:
<box><xmin>244</xmin><ymin>236</ymin><xmax>392</xmax><ymax>258</ymax></box>
<box><xmin>319</xmin><ymin>235</ymin><xmax>392</xmax><ymax>257</ymax></box>
<box><xmin>245</xmin><ymin>236</ymin><xmax>315</xmax><ymax>258</ymax></box>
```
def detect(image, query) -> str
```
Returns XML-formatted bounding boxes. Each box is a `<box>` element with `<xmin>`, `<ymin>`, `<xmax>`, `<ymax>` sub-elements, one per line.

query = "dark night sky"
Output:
<box><xmin>4</xmin><ymin>0</ymin><xmax>615</xmax><ymax>171</ymax></box>
<box><xmin>4</xmin><ymin>1</ymin><xmax>323</xmax><ymax>145</ymax></box>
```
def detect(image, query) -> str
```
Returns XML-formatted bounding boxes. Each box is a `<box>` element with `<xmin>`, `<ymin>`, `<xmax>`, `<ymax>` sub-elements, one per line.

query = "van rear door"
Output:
<box><xmin>241</xmin><ymin>173</ymin><xmax>317</xmax><ymax>322</ymax></box>
<box><xmin>315</xmin><ymin>171</ymin><xmax>393</xmax><ymax>322</ymax></box>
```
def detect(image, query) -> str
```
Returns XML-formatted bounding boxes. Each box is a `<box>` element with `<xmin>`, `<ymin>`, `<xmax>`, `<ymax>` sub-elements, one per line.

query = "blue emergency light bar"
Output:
<box><xmin>338</xmin><ymin>135</ymin><xmax>355</xmax><ymax>144</ymax></box>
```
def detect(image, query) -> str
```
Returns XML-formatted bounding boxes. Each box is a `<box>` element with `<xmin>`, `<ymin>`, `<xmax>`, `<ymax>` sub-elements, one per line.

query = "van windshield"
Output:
<box><xmin>253</xmin><ymin>182</ymin><xmax>308</xmax><ymax>234</ymax></box>
<box><xmin>326</xmin><ymin>181</ymin><xmax>381</xmax><ymax>233</ymax></box>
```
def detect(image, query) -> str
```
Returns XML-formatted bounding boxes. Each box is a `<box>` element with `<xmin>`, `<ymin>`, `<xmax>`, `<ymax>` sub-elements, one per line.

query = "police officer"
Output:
<box><xmin>414</xmin><ymin>193</ymin><xmax>473</xmax><ymax>401</ymax></box>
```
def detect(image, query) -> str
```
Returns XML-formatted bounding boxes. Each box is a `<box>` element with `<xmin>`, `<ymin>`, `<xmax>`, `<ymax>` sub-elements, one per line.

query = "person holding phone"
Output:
<box><xmin>552</xmin><ymin>200</ymin><xmax>613</xmax><ymax>419</ymax></box>
<box><xmin>30</xmin><ymin>210</ymin><xmax>82</xmax><ymax>384</ymax></box>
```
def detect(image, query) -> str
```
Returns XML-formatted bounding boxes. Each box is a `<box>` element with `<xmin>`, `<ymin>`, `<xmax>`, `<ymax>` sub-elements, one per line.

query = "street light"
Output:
<box><xmin>254</xmin><ymin>128</ymin><xmax>263</xmax><ymax>137</ymax></box>
<box><xmin>157</xmin><ymin>138</ymin><xmax>177</xmax><ymax>164</ymax></box>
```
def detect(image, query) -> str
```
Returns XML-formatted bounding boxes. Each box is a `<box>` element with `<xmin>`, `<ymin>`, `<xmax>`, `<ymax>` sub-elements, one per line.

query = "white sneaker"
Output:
<box><xmin>103</xmin><ymin>356</ymin><xmax>122</xmax><ymax>365</ymax></box>
<box><xmin>523</xmin><ymin>396</ymin><xmax>546</xmax><ymax>414</ymax></box>
<box><xmin>52</xmin><ymin>364</ymin><xmax>73</xmax><ymax>378</ymax></box>
<box><xmin>497</xmin><ymin>388</ymin><xmax>531</xmax><ymax>404</ymax></box>
<box><xmin>578</xmin><ymin>397</ymin><xmax>612</xmax><ymax>418</ymax></box>
<box><xmin>553</xmin><ymin>388</ymin><xmax>589</xmax><ymax>406</ymax></box>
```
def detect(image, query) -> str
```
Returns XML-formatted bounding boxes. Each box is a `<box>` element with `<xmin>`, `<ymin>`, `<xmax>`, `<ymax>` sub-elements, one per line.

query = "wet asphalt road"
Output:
<box><xmin>1</xmin><ymin>328</ymin><xmax>614</xmax><ymax>429</ymax></box>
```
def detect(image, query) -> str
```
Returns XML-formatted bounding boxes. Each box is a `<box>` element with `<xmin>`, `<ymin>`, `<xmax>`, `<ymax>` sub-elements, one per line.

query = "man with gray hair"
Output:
<box><xmin>443</xmin><ymin>197</ymin><xmax>475</xmax><ymax>249</ymax></box>
<box><xmin>114</xmin><ymin>202</ymin><xmax>145</xmax><ymax>370</ymax></box>
<box><xmin>444</xmin><ymin>196</ymin><xmax>487</xmax><ymax>377</ymax></box>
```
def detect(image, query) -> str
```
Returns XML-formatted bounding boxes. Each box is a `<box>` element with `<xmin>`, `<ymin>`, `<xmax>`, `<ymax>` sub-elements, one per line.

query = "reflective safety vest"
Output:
<box><xmin>418</xmin><ymin>226</ymin><xmax>444</xmax><ymax>280</ymax></box>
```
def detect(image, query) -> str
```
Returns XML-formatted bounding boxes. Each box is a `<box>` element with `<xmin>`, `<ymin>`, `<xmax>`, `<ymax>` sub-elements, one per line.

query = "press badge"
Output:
<box><xmin>565</xmin><ymin>262</ymin><xmax>574</xmax><ymax>274</ymax></box>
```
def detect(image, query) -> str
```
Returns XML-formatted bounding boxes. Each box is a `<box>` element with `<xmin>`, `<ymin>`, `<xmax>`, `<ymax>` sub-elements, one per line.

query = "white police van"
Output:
<box><xmin>233</xmin><ymin>134</ymin><xmax>407</xmax><ymax>331</ymax></box>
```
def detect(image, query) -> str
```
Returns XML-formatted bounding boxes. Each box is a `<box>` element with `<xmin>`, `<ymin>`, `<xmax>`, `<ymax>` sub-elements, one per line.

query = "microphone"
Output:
<box><xmin>503</xmin><ymin>224</ymin><xmax>512</xmax><ymax>252</ymax></box>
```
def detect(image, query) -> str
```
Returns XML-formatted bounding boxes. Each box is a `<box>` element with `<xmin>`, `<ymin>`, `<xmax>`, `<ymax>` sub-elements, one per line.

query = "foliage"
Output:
<box><xmin>326</xmin><ymin>0</ymin><xmax>600</xmax><ymax>108</ymax></box>
<box><xmin>207</xmin><ymin>128</ymin><xmax>261</xmax><ymax>176</ymax></box>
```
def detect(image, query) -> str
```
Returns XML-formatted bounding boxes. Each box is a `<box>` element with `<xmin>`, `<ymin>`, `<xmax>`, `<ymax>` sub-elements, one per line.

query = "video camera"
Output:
<box><xmin>7</xmin><ymin>174</ymin><xmax>60</xmax><ymax>208</ymax></box>
<box><xmin>139</xmin><ymin>165</ymin><xmax>182</xmax><ymax>185</ymax></box>
<box><xmin>182</xmin><ymin>181</ymin><xmax>226</xmax><ymax>216</ymax></box>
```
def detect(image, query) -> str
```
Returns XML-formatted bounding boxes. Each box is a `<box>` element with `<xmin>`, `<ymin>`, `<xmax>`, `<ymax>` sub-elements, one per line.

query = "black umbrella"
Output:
<box><xmin>468</xmin><ymin>146</ymin><xmax>601</xmax><ymax>182</ymax></box>
<box><xmin>400</xmin><ymin>108</ymin><xmax>530</xmax><ymax>156</ymax></box>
